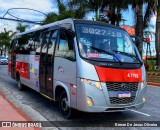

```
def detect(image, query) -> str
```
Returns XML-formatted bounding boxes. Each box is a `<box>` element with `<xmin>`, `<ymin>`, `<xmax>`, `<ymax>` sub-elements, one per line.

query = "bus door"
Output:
<box><xmin>39</xmin><ymin>29</ymin><xmax>58</xmax><ymax>98</ymax></box>
<box><xmin>10</xmin><ymin>40</ymin><xmax>17</xmax><ymax>79</ymax></box>
<box><xmin>11</xmin><ymin>52</ymin><xmax>16</xmax><ymax>79</ymax></box>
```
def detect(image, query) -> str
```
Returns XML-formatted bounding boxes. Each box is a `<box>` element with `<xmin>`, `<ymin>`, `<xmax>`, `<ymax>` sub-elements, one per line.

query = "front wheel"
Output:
<box><xmin>59</xmin><ymin>91</ymin><xmax>75</xmax><ymax>119</ymax></box>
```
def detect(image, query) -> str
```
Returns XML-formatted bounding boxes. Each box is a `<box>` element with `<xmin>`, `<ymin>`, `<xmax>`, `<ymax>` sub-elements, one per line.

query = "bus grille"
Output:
<box><xmin>106</xmin><ymin>82</ymin><xmax>139</xmax><ymax>104</ymax></box>
<box><xmin>110</xmin><ymin>97</ymin><xmax>135</xmax><ymax>104</ymax></box>
<box><xmin>106</xmin><ymin>82</ymin><xmax>139</xmax><ymax>91</ymax></box>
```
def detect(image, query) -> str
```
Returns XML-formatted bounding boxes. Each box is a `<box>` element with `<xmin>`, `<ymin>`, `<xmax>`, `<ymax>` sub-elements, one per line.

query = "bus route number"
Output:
<box><xmin>82</xmin><ymin>27</ymin><xmax>122</xmax><ymax>37</ymax></box>
<box><xmin>82</xmin><ymin>27</ymin><xmax>106</xmax><ymax>35</ymax></box>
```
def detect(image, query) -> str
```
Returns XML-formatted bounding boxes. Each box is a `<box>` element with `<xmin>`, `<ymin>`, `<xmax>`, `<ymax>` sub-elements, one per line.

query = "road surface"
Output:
<box><xmin>0</xmin><ymin>65</ymin><xmax>160</xmax><ymax>130</ymax></box>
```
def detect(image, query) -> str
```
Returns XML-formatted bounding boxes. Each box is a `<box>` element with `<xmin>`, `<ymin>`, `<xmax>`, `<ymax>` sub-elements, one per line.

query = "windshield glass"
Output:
<box><xmin>75</xmin><ymin>24</ymin><xmax>141</xmax><ymax>63</ymax></box>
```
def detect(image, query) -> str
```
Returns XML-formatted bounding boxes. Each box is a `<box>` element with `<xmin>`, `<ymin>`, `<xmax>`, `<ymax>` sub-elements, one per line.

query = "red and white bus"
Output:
<box><xmin>8</xmin><ymin>19</ymin><xmax>147</xmax><ymax>118</ymax></box>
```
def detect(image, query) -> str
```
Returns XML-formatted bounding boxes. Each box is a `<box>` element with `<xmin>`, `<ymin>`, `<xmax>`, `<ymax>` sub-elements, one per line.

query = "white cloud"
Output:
<box><xmin>0</xmin><ymin>0</ymin><xmax>58</xmax><ymax>21</ymax></box>
<box><xmin>0</xmin><ymin>21</ymin><xmax>16</xmax><ymax>32</ymax></box>
<box><xmin>0</xmin><ymin>0</ymin><xmax>57</xmax><ymax>13</ymax></box>
<box><xmin>0</xmin><ymin>0</ymin><xmax>58</xmax><ymax>32</ymax></box>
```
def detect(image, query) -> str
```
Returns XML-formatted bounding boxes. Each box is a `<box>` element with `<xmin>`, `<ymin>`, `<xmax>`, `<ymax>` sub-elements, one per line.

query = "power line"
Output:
<box><xmin>0</xmin><ymin>17</ymin><xmax>42</xmax><ymax>24</ymax></box>
<box><xmin>0</xmin><ymin>8</ymin><xmax>47</xmax><ymax>25</ymax></box>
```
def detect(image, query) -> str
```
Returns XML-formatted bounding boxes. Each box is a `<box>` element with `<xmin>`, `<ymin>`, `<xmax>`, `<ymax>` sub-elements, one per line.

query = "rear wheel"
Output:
<box><xmin>17</xmin><ymin>75</ymin><xmax>24</xmax><ymax>91</ymax></box>
<box><xmin>59</xmin><ymin>91</ymin><xmax>75</xmax><ymax>119</ymax></box>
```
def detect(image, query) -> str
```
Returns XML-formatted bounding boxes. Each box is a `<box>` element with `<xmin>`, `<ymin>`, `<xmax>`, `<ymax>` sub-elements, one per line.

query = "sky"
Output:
<box><xmin>0</xmin><ymin>0</ymin><xmax>156</xmax><ymax>31</ymax></box>
<box><xmin>0</xmin><ymin>0</ymin><xmax>157</xmax><ymax>55</ymax></box>
<box><xmin>0</xmin><ymin>0</ymin><xmax>58</xmax><ymax>31</ymax></box>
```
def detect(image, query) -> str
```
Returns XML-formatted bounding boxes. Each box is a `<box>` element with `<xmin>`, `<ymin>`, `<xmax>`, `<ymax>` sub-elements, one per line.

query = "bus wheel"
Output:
<box><xmin>17</xmin><ymin>77</ymin><xmax>24</xmax><ymax>91</ymax></box>
<box><xmin>59</xmin><ymin>91</ymin><xmax>74</xmax><ymax>119</ymax></box>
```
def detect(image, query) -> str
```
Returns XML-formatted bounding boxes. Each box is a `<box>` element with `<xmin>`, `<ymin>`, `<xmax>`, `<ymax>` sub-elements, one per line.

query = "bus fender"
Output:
<box><xmin>54</xmin><ymin>81</ymin><xmax>71</xmax><ymax>107</ymax></box>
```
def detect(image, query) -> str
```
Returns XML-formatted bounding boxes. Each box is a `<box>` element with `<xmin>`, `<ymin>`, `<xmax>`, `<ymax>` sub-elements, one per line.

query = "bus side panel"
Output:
<box><xmin>29</xmin><ymin>55</ymin><xmax>40</xmax><ymax>92</ymax></box>
<box><xmin>54</xmin><ymin>57</ymin><xmax>77</xmax><ymax>109</ymax></box>
<box><xmin>16</xmin><ymin>54</ymin><xmax>40</xmax><ymax>92</ymax></box>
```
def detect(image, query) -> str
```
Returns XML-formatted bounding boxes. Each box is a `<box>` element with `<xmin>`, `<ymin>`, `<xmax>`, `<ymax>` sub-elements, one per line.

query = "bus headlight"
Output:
<box><xmin>87</xmin><ymin>97</ymin><xmax>94</xmax><ymax>106</ymax></box>
<box><xmin>140</xmin><ymin>81</ymin><xmax>146</xmax><ymax>90</ymax></box>
<box><xmin>81</xmin><ymin>79</ymin><xmax>102</xmax><ymax>90</ymax></box>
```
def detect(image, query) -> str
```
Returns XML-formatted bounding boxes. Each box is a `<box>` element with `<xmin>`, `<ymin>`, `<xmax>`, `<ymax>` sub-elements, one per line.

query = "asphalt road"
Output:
<box><xmin>0</xmin><ymin>65</ymin><xmax>160</xmax><ymax>130</ymax></box>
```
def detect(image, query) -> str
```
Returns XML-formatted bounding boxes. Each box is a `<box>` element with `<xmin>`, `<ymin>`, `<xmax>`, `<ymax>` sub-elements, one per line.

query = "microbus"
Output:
<box><xmin>8</xmin><ymin>19</ymin><xmax>146</xmax><ymax>118</ymax></box>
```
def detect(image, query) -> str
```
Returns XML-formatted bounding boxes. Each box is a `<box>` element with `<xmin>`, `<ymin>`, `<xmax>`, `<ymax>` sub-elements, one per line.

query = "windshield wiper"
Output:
<box><xmin>112</xmin><ymin>50</ymin><xmax>143</xmax><ymax>65</ymax></box>
<box><xmin>89</xmin><ymin>46</ymin><xmax>122</xmax><ymax>65</ymax></box>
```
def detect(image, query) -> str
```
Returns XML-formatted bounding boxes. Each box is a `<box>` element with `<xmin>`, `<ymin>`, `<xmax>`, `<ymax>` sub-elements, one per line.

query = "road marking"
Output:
<box><xmin>130</xmin><ymin>110</ymin><xmax>151</xmax><ymax>117</ymax></box>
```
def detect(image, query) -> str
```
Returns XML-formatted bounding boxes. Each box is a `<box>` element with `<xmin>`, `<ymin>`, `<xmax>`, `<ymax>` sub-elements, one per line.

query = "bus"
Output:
<box><xmin>8</xmin><ymin>18</ymin><xmax>147</xmax><ymax>118</ymax></box>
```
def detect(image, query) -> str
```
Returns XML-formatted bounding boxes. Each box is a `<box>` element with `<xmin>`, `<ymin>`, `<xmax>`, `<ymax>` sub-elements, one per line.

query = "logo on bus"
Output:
<box><xmin>34</xmin><ymin>57</ymin><xmax>39</xmax><ymax>61</ymax></box>
<box><xmin>120</xmin><ymin>83</ymin><xmax>128</xmax><ymax>89</ymax></box>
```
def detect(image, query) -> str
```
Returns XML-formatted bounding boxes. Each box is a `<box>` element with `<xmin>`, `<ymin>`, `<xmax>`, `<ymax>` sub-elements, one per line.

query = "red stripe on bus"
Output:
<box><xmin>95</xmin><ymin>66</ymin><xmax>142</xmax><ymax>82</ymax></box>
<box><xmin>16</xmin><ymin>61</ymin><xmax>29</xmax><ymax>79</ymax></box>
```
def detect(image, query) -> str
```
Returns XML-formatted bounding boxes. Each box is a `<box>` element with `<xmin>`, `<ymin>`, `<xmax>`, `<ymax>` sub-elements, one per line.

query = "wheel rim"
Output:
<box><xmin>61</xmin><ymin>97</ymin><xmax>69</xmax><ymax>112</ymax></box>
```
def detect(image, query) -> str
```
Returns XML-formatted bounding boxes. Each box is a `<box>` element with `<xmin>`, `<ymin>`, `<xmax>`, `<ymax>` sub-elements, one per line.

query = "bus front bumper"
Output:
<box><xmin>76</xmin><ymin>78</ymin><xmax>147</xmax><ymax>113</ymax></box>
<box><xmin>80</xmin><ymin>102</ymin><xmax>144</xmax><ymax>113</ymax></box>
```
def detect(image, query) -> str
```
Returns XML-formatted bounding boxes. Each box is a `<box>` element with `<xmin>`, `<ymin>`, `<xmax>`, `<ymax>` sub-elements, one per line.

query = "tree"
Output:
<box><xmin>43</xmin><ymin>0</ymin><xmax>86</xmax><ymax>24</ymax></box>
<box><xmin>127</xmin><ymin>0</ymin><xmax>156</xmax><ymax>56</ymax></box>
<box><xmin>128</xmin><ymin>0</ymin><xmax>145</xmax><ymax>56</ymax></box>
<box><xmin>69</xmin><ymin>0</ymin><xmax>103</xmax><ymax>21</ymax></box>
<box><xmin>0</xmin><ymin>28</ymin><xmax>14</xmax><ymax>56</ymax></box>
<box><xmin>140</xmin><ymin>0</ymin><xmax>160</xmax><ymax>66</ymax></box>
<box><xmin>100</xmin><ymin>0</ymin><xmax>129</xmax><ymax>26</ymax></box>
<box><xmin>155</xmin><ymin>0</ymin><xmax>160</xmax><ymax>66</ymax></box>
<box><xmin>16</xmin><ymin>23</ymin><xmax>29</xmax><ymax>32</ymax></box>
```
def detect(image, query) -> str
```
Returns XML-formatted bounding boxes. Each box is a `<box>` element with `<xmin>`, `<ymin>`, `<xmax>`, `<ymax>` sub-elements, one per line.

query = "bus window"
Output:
<box><xmin>42</xmin><ymin>32</ymin><xmax>51</xmax><ymax>53</ymax></box>
<box><xmin>75</xmin><ymin>24</ymin><xmax>138</xmax><ymax>63</ymax></box>
<box><xmin>16</xmin><ymin>35</ymin><xmax>29</xmax><ymax>54</ymax></box>
<box><xmin>117</xmin><ymin>38</ymin><xmax>124</xmax><ymax>52</ymax></box>
<box><xmin>33</xmin><ymin>31</ymin><xmax>44</xmax><ymax>54</ymax></box>
<box><xmin>55</xmin><ymin>30</ymin><xmax>75</xmax><ymax>60</ymax></box>
<box><xmin>27</xmin><ymin>38</ymin><xmax>34</xmax><ymax>51</ymax></box>
<box><xmin>48</xmin><ymin>30</ymin><xmax>58</xmax><ymax>55</ymax></box>
<box><xmin>10</xmin><ymin>39</ymin><xmax>17</xmax><ymax>51</ymax></box>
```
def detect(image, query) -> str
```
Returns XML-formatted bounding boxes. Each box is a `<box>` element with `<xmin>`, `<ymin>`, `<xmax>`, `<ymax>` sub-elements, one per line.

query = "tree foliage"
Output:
<box><xmin>16</xmin><ymin>23</ymin><xmax>29</xmax><ymax>32</ymax></box>
<box><xmin>100</xmin><ymin>0</ymin><xmax>129</xmax><ymax>25</ymax></box>
<box><xmin>43</xmin><ymin>0</ymin><xmax>86</xmax><ymax>24</ymax></box>
<box><xmin>0</xmin><ymin>28</ymin><xmax>12</xmax><ymax>48</ymax></box>
<box><xmin>69</xmin><ymin>0</ymin><xmax>103</xmax><ymax>21</ymax></box>
<box><xmin>0</xmin><ymin>28</ymin><xmax>16</xmax><ymax>55</ymax></box>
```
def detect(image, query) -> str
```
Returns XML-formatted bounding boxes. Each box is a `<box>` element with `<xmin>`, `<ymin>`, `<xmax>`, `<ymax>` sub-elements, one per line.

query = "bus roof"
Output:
<box><xmin>12</xmin><ymin>18</ymin><xmax>74</xmax><ymax>39</ymax></box>
<box><xmin>74</xmin><ymin>19</ymin><xmax>124</xmax><ymax>30</ymax></box>
<box><xmin>12</xmin><ymin>18</ymin><xmax>126</xmax><ymax>39</ymax></box>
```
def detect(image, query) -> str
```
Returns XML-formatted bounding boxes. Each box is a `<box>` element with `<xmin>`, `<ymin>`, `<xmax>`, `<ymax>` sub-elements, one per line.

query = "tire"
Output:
<box><xmin>59</xmin><ymin>91</ymin><xmax>75</xmax><ymax>119</ymax></box>
<box><xmin>17</xmin><ymin>77</ymin><xmax>24</xmax><ymax>91</ymax></box>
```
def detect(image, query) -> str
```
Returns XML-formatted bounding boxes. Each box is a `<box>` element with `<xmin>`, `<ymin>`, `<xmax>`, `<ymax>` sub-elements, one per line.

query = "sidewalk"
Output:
<box><xmin>0</xmin><ymin>91</ymin><xmax>40</xmax><ymax>130</ymax></box>
<box><xmin>147</xmin><ymin>82</ymin><xmax>160</xmax><ymax>87</ymax></box>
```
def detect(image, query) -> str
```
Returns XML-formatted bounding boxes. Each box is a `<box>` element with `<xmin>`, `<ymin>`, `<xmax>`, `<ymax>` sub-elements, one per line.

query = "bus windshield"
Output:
<box><xmin>75</xmin><ymin>24</ymin><xmax>141</xmax><ymax>63</ymax></box>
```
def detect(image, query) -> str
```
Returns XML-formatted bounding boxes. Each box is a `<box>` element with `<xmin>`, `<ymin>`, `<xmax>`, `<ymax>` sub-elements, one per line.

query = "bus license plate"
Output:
<box><xmin>118</xmin><ymin>92</ymin><xmax>131</xmax><ymax>98</ymax></box>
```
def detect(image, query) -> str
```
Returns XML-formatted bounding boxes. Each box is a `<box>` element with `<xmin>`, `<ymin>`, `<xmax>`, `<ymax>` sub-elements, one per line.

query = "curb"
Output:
<box><xmin>147</xmin><ymin>82</ymin><xmax>160</xmax><ymax>87</ymax></box>
<box><xmin>0</xmin><ymin>85</ymin><xmax>58</xmax><ymax>130</ymax></box>
<box><xmin>0</xmin><ymin>91</ymin><xmax>40</xmax><ymax>130</ymax></box>
<box><xmin>0</xmin><ymin>91</ymin><xmax>31</xmax><ymax>121</ymax></box>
